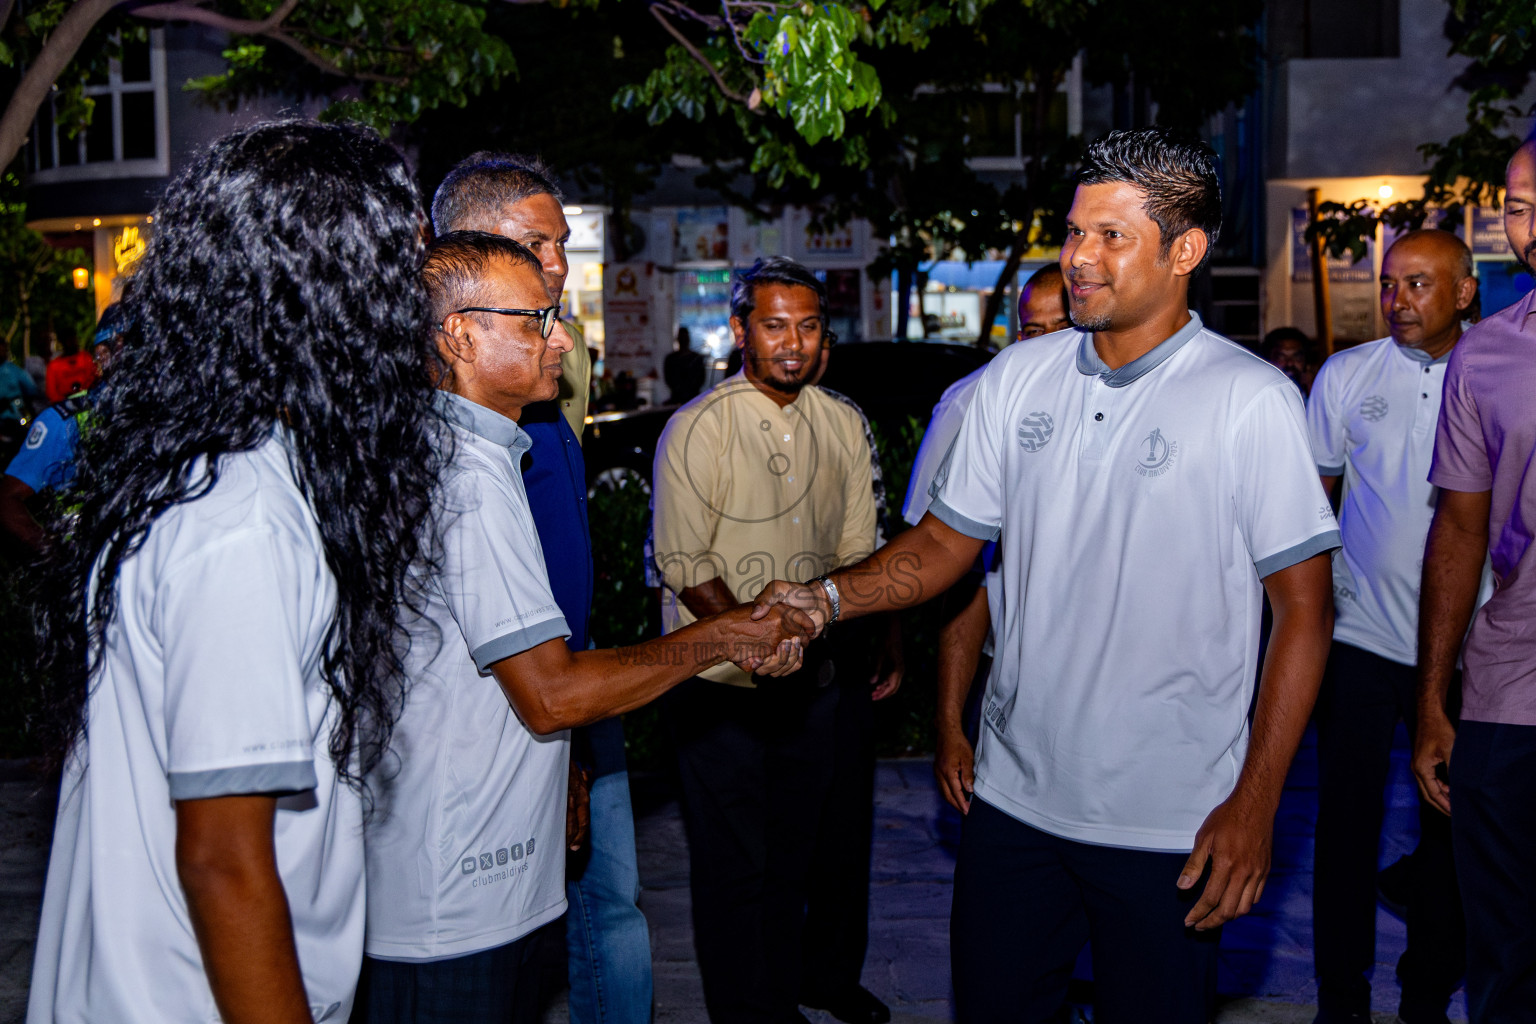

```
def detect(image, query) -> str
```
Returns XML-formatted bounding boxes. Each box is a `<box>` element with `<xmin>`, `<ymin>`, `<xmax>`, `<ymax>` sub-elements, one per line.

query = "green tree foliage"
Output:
<box><xmin>0</xmin><ymin>176</ymin><xmax>92</xmax><ymax>360</ymax></box>
<box><xmin>0</xmin><ymin>0</ymin><xmax>516</xmax><ymax>172</ymax></box>
<box><xmin>619</xmin><ymin>0</ymin><xmax>1259</xmax><ymax>340</ymax></box>
<box><xmin>1308</xmin><ymin>0</ymin><xmax>1536</xmax><ymax>259</ymax></box>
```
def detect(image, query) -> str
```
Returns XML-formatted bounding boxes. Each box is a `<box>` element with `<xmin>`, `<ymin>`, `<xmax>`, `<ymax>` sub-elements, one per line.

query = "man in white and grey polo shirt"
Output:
<box><xmin>754</xmin><ymin>128</ymin><xmax>1338</xmax><ymax>1023</ymax></box>
<box><xmin>359</xmin><ymin>232</ymin><xmax>809</xmax><ymax>1024</ymax></box>
<box><xmin>1306</xmin><ymin>230</ymin><xmax>1485</xmax><ymax>1024</ymax></box>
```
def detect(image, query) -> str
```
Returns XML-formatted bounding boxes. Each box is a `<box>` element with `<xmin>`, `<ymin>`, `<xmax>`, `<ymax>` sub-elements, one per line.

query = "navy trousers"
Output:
<box><xmin>356</xmin><ymin>933</ymin><xmax>542</xmax><ymax>1024</ymax></box>
<box><xmin>950</xmin><ymin>798</ymin><xmax>1219</xmax><ymax>1024</ymax></box>
<box><xmin>1312</xmin><ymin>641</ymin><xmax>1464</xmax><ymax>1016</ymax></box>
<box><xmin>1451</xmin><ymin>720</ymin><xmax>1536</xmax><ymax>1023</ymax></box>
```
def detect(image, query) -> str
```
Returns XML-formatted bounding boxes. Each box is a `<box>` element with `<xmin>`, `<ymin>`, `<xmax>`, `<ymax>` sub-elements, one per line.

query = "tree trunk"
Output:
<box><xmin>975</xmin><ymin>228</ymin><xmax>1028</xmax><ymax>347</ymax></box>
<box><xmin>0</xmin><ymin>0</ymin><xmax>129</xmax><ymax>172</ymax></box>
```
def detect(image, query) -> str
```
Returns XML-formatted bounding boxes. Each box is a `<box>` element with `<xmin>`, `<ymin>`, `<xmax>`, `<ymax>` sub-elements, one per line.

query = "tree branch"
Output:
<box><xmin>0</xmin><ymin>0</ymin><xmax>18</xmax><ymax>40</ymax></box>
<box><xmin>0</xmin><ymin>0</ymin><xmax>129</xmax><ymax>173</ymax></box>
<box><xmin>287</xmin><ymin>26</ymin><xmax>418</xmax><ymax>58</ymax></box>
<box><xmin>650</xmin><ymin>3</ymin><xmax>761</xmax><ymax>110</ymax></box>
<box><xmin>266</xmin><ymin>29</ymin><xmax>408</xmax><ymax>84</ymax></box>
<box><xmin>132</xmin><ymin>0</ymin><xmax>409</xmax><ymax>84</ymax></box>
<box><xmin>719</xmin><ymin>0</ymin><xmax>763</xmax><ymax>65</ymax></box>
<box><xmin>129</xmin><ymin>0</ymin><xmax>303</xmax><ymax>35</ymax></box>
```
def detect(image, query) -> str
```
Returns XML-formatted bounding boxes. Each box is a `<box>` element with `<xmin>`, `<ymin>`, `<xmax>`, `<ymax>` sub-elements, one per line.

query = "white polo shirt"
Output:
<box><xmin>930</xmin><ymin>314</ymin><xmax>1339</xmax><ymax>851</ymax></box>
<box><xmin>1307</xmin><ymin>336</ymin><xmax>1491</xmax><ymax>665</ymax></box>
<box><xmin>363</xmin><ymin>392</ymin><xmax>571</xmax><ymax>963</ymax></box>
<box><xmin>29</xmin><ymin>433</ymin><xmax>365</xmax><ymax>1024</ymax></box>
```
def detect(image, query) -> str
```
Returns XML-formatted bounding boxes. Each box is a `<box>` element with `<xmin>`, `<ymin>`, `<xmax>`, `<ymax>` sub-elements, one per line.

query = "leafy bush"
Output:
<box><xmin>585</xmin><ymin>470</ymin><xmax>672</xmax><ymax>772</ymax></box>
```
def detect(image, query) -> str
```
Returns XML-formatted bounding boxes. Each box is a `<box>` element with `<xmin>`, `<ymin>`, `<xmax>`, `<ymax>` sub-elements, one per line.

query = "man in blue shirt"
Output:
<box><xmin>0</xmin><ymin>307</ymin><xmax>125</xmax><ymax>552</ymax></box>
<box><xmin>0</xmin><ymin>338</ymin><xmax>43</xmax><ymax>461</ymax></box>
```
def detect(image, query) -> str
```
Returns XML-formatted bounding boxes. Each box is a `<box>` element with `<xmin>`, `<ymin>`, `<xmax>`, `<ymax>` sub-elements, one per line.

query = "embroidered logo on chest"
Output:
<box><xmin>1017</xmin><ymin>412</ymin><xmax>1055</xmax><ymax>452</ymax></box>
<box><xmin>1134</xmin><ymin>427</ymin><xmax>1178</xmax><ymax>477</ymax></box>
<box><xmin>1360</xmin><ymin>395</ymin><xmax>1389</xmax><ymax>422</ymax></box>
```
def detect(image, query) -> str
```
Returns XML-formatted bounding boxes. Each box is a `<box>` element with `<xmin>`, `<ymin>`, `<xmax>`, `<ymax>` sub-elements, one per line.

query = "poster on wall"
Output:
<box><xmin>676</xmin><ymin>208</ymin><xmax>729</xmax><ymax>263</ymax></box>
<box><xmin>603</xmin><ymin>262</ymin><xmax>658</xmax><ymax>378</ymax></box>
<box><xmin>1290</xmin><ymin>208</ymin><xmax>1374</xmax><ymax>284</ymax></box>
<box><xmin>789</xmin><ymin>209</ymin><xmax>864</xmax><ymax>261</ymax></box>
<box><xmin>1470</xmin><ymin>207</ymin><xmax>1512</xmax><ymax>257</ymax></box>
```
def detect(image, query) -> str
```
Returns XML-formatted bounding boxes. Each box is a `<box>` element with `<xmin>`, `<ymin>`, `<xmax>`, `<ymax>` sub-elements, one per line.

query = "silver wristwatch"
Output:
<box><xmin>812</xmin><ymin>574</ymin><xmax>841</xmax><ymax>624</ymax></box>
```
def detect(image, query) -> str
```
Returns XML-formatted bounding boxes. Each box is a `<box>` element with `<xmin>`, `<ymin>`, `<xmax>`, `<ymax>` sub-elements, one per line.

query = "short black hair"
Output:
<box><xmin>1078</xmin><ymin>127</ymin><xmax>1222</xmax><ymax>272</ymax></box>
<box><xmin>431</xmin><ymin>152</ymin><xmax>564</xmax><ymax>235</ymax></box>
<box><xmin>1024</xmin><ymin>263</ymin><xmax>1063</xmax><ymax>290</ymax></box>
<box><xmin>729</xmin><ymin>257</ymin><xmax>829</xmax><ymax>327</ymax></box>
<box><xmin>1261</xmin><ymin>327</ymin><xmax>1312</xmax><ymax>359</ymax></box>
<box><xmin>423</xmin><ymin>230</ymin><xmax>543</xmax><ymax>326</ymax></box>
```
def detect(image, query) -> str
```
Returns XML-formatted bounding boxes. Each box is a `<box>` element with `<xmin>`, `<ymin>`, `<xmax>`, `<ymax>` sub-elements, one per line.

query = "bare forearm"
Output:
<box><xmin>176</xmin><ymin>800</ymin><xmax>311</xmax><ymax>1024</ymax></box>
<box><xmin>1237</xmin><ymin>557</ymin><xmax>1333</xmax><ymax>812</ymax></box>
<box><xmin>936</xmin><ymin>583</ymin><xmax>989</xmax><ymax>733</ymax></box>
<box><xmin>830</xmin><ymin>513</ymin><xmax>983</xmax><ymax>622</ymax></box>
<box><xmin>499</xmin><ymin>608</ymin><xmax>790</xmax><ymax>732</ymax></box>
<box><xmin>679</xmin><ymin>576</ymin><xmax>737</xmax><ymax>619</ymax></box>
<box><xmin>1418</xmin><ymin>507</ymin><xmax>1487</xmax><ymax>720</ymax></box>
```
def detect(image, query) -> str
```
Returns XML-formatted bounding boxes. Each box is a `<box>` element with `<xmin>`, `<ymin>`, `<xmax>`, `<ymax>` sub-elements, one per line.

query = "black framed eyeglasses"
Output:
<box><xmin>451</xmin><ymin>303</ymin><xmax>562</xmax><ymax>338</ymax></box>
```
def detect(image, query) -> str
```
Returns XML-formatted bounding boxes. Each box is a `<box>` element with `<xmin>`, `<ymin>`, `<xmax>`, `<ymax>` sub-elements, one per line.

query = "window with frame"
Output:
<box><xmin>26</xmin><ymin>30</ymin><xmax>169</xmax><ymax>182</ymax></box>
<box><xmin>914</xmin><ymin>58</ymin><xmax>1084</xmax><ymax>173</ymax></box>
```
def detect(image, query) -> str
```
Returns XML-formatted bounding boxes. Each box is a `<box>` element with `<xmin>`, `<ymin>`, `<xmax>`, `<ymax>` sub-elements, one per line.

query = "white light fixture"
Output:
<box><xmin>563</xmin><ymin>205</ymin><xmax>583</xmax><ymax>216</ymax></box>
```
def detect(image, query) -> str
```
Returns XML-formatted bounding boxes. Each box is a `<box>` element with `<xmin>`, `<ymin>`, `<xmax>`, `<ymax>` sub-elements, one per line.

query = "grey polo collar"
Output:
<box><xmin>436</xmin><ymin>390</ymin><xmax>531</xmax><ymax>453</ymax></box>
<box><xmin>1075</xmin><ymin>312</ymin><xmax>1204</xmax><ymax>388</ymax></box>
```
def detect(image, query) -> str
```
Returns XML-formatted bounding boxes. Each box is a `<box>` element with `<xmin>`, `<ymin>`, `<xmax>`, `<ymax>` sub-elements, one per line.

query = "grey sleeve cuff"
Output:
<box><xmin>169</xmin><ymin>760</ymin><xmax>318</xmax><ymax>800</ymax></box>
<box><xmin>471</xmin><ymin>615</ymin><xmax>572</xmax><ymax>673</ymax></box>
<box><xmin>1316</xmin><ymin>464</ymin><xmax>1344</xmax><ymax>477</ymax></box>
<box><xmin>1255</xmin><ymin>530</ymin><xmax>1341</xmax><ymax>579</ymax></box>
<box><xmin>928</xmin><ymin>497</ymin><xmax>1002</xmax><ymax>541</ymax></box>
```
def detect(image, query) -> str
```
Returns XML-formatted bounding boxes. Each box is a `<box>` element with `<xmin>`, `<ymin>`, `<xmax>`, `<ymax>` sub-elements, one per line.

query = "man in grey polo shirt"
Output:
<box><xmin>358</xmin><ymin>231</ymin><xmax>808</xmax><ymax>1024</ymax></box>
<box><xmin>755</xmin><ymin>127</ymin><xmax>1337</xmax><ymax>1023</ymax></box>
<box><xmin>1307</xmin><ymin>230</ymin><xmax>1483</xmax><ymax>1024</ymax></box>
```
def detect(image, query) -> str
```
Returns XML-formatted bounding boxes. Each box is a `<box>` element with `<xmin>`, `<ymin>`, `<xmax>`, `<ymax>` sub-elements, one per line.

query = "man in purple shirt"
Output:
<box><xmin>1416</xmin><ymin>136</ymin><xmax>1536</xmax><ymax>1021</ymax></box>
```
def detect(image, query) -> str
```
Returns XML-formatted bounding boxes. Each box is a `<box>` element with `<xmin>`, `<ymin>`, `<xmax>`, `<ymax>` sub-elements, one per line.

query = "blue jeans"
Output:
<box><xmin>566</xmin><ymin>770</ymin><xmax>653</xmax><ymax>1024</ymax></box>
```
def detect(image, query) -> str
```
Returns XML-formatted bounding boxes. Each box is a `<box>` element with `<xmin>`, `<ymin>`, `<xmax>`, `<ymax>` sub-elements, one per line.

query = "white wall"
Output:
<box><xmin>1277</xmin><ymin>0</ymin><xmax>1517</xmax><ymax>179</ymax></box>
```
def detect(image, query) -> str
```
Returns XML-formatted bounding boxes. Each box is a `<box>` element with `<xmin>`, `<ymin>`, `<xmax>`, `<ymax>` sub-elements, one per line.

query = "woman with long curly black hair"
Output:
<box><xmin>26</xmin><ymin>120</ymin><xmax>446</xmax><ymax>1024</ymax></box>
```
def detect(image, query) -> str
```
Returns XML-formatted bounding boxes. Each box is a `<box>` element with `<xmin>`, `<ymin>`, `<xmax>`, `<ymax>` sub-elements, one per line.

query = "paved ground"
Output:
<box><xmin>0</xmin><ymin>725</ymin><xmax>1466</xmax><ymax>1023</ymax></box>
<box><xmin>633</xmin><ymin>723</ymin><xmax>1465</xmax><ymax>1024</ymax></box>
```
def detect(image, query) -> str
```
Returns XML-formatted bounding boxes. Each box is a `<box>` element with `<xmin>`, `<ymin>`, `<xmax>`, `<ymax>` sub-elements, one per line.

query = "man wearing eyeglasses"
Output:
<box><xmin>652</xmin><ymin>256</ymin><xmax>887</xmax><ymax>1024</ymax></box>
<box><xmin>357</xmin><ymin>232</ymin><xmax>811</xmax><ymax>1024</ymax></box>
<box><xmin>429</xmin><ymin>154</ymin><xmax>655</xmax><ymax>1024</ymax></box>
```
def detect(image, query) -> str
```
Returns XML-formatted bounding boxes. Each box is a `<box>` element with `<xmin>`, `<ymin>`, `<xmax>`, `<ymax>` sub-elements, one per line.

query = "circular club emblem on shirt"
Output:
<box><xmin>23</xmin><ymin>419</ymin><xmax>46</xmax><ymax>450</ymax></box>
<box><xmin>1360</xmin><ymin>395</ymin><xmax>1389</xmax><ymax>422</ymax></box>
<box><xmin>1017</xmin><ymin>412</ymin><xmax>1055</xmax><ymax>452</ymax></box>
<box><xmin>1134</xmin><ymin>427</ymin><xmax>1178</xmax><ymax>477</ymax></box>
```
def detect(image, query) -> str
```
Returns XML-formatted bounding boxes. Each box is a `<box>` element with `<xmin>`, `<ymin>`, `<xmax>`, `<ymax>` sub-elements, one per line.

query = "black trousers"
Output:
<box><xmin>354</xmin><ymin>932</ymin><xmax>542</xmax><ymax>1024</ymax></box>
<box><xmin>801</xmin><ymin>669</ymin><xmax>875</xmax><ymax>1003</ymax></box>
<box><xmin>1450</xmin><ymin>720</ymin><xmax>1536</xmax><ymax>1023</ymax></box>
<box><xmin>664</xmin><ymin>673</ymin><xmax>869</xmax><ymax>1024</ymax></box>
<box><xmin>951</xmin><ymin>798</ymin><xmax>1219</xmax><ymax>1024</ymax></box>
<box><xmin>1312</xmin><ymin>642</ymin><xmax>1464</xmax><ymax>1014</ymax></box>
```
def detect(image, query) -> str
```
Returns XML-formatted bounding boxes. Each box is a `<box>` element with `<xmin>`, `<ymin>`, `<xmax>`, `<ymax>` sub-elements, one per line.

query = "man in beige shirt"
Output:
<box><xmin>653</xmin><ymin>257</ymin><xmax>888</xmax><ymax>1024</ymax></box>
